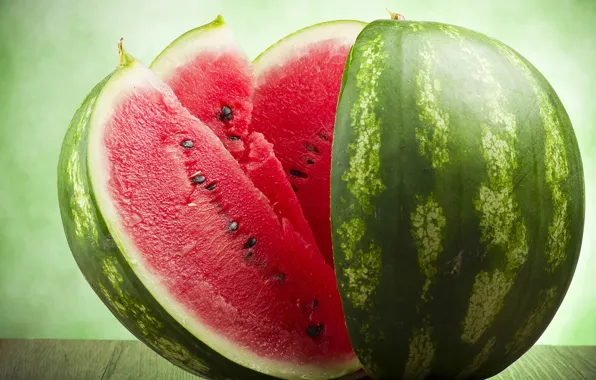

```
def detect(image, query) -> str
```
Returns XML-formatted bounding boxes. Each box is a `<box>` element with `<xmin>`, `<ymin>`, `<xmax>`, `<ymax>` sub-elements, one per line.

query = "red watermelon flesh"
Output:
<box><xmin>240</xmin><ymin>132</ymin><xmax>319</xmax><ymax>252</ymax></box>
<box><xmin>151</xmin><ymin>17</ymin><xmax>253</xmax><ymax>159</ymax></box>
<box><xmin>91</xmin><ymin>60</ymin><xmax>357</xmax><ymax>376</ymax></box>
<box><xmin>251</xmin><ymin>22</ymin><xmax>366</xmax><ymax>266</ymax></box>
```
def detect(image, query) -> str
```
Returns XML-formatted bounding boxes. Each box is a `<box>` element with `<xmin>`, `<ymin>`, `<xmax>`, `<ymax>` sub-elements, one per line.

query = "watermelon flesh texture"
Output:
<box><xmin>97</xmin><ymin>61</ymin><xmax>357</xmax><ymax>377</ymax></box>
<box><xmin>240</xmin><ymin>132</ymin><xmax>319</xmax><ymax>252</ymax></box>
<box><xmin>166</xmin><ymin>52</ymin><xmax>252</xmax><ymax>159</ymax></box>
<box><xmin>251</xmin><ymin>25</ymin><xmax>365</xmax><ymax>266</ymax></box>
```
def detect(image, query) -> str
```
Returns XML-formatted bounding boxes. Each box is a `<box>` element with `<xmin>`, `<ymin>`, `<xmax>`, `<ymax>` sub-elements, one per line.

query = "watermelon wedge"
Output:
<box><xmin>251</xmin><ymin>21</ymin><xmax>366</xmax><ymax>265</ymax></box>
<box><xmin>58</xmin><ymin>41</ymin><xmax>359</xmax><ymax>379</ymax></box>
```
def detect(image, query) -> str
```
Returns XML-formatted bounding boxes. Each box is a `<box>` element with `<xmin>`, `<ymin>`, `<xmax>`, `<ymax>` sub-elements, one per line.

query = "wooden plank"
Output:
<box><xmin>492</xmin><ymin>346</ymin><xmax>587</xmax><ymax>379</ymax></box>
<box><xmin>0</xmin><ymin>339</ymin><xmax>118</xmax><ymax>380</ymax></box>
<box><xmin>99</xmin><ymin>339</ymin><xmax>196</xmax><ymax>380</ymax></box>
<box><xmin>550</xmin><ymin>346</ymin><xmax>596</xmax><ymax>380</ymax></box>
<box><xmin>1</xmin><ymin>340</ymin><xmax>595</xmax><ymax>379</ymax></box>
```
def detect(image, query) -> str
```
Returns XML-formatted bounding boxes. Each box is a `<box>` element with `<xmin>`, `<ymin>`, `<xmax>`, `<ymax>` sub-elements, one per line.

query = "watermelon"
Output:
<box><xmin>57</xmin><ymin>37</ymin><xmax>360</xmax><ymax>380</ymax></box>
<box><xmin>251</xmin><ymin>20</ymin><xmax>366</xmax><ymax>266</ymax></box>
<box><xmin>331</xmin><ymin>17</ymin><xmax>585</xmax><ymax>379</ymax></box>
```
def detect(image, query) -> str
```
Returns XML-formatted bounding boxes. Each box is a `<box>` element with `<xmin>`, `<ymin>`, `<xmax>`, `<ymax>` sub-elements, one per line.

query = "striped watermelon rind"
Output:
<box><xmin>331</xmin><ymin>19</ymin><xmax>585</xmax><ymax>379</ymax></box>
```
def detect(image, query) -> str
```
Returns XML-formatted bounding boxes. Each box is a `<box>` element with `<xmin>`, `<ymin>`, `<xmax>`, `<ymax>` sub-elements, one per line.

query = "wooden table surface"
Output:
<box><xmin>0</xmin><ymin>340</ymin><xmax>595</xmax><ymax>379</ymax></box>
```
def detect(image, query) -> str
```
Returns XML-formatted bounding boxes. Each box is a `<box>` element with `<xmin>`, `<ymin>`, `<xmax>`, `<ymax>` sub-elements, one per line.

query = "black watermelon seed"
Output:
<box><xmin>306</xmin><ymin>324</ymin><xmax>324</xmax><ymax>338</ymax></box>
<box><xmin>305</xmin><ymin>143</ymin><xmax>319</xmax><ymax>153</ymax></box>
<box><xmin>228</xmin><ymin>221</ymin><xmax>239</xmax><ymax>232</ymax></box>
<box><xmin>276</xmin><ymin>273</ymin><xmax>286</xmax><ymax>283</ymax></box>
<box><xmin>206</xmin><ymin>183</ymin><xmax>217</xmax><ymax>191</ymax></box>
<box><xmin>313</xmin><ymin>299</ymin><xmax>319</xmax><ymax>309</ymax></box>
<box><xmin>318</xmin><ymin>133</ymin><xmax>329</xmax><ymax>141</ymax></box>
<box><xmin>219</xmin><ymin>106</ymin><xmax>233</xmax><ymax>121</ymax></box>
<box><xmin>244</xmin><ymin>237</ymin><xmax>257</xmax><ymax>249</ymax></box>
<box><xmin>307</xmin><ymin>159</ymin><xmax>314</xmax><ymax>165</ymax></box>
<box><xmin>289</xmin><ymin>169</ymin><xmax>308</xmax><ymax>179</ymax></box>
<box><xmin>192</xmin><ymin>175</ymin><xmax>206</xmax><ymax>184</ymax></box>
<box><xmin>227</xmin><ymin>135</ymin><xmax>241</xmax><ymax>140</ymax></box>
<box><xmin>181</xmin><ymin>140</ymin><xmax>194</xmax><ymax>148</ymax></box>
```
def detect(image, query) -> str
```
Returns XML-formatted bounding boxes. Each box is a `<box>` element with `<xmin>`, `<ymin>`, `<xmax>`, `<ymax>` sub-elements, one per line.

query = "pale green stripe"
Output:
<box><xmin>342</xmin><ymin>34</ymin><xmax>387</xmax><ymax>214</ymax></box>
<box><xmin>461</xmin><ymin>270</ymin><xmax>514</xmax><ymax>343</ymax></box>
<box><xmin>410</xmin><ymin>193</ymin><xmax>446</xmax><ymax>301</ymax></box>
<box><xmin>338</xmin><ymin>219</ymin><xmax>382</xmax><ymax>310</ymax></box>
<box><xmin>505</xmin><ymin>286</ymin><xmax>558</xmax><ymax>355</ymax></box>
<box><xmin>100</xmin><ymin>257</ymin><xmax>163</xmax><ymax>335</ymax></box>
<box><xmin>460</xmin><ymin>43</ymin><xmax>529</xmax><ymax>344</ymax></box>
<box><xmin>415</xmin><ymin>40</ymin><xmax>450</xmax><ymax>169</ymax></box>
<box><xmin>456</xmin><ymin>336</ymin><xmax>497</xmax><ymax>379</ymax></box>
<box><xmin>337</xmin><ymin>34</ymin><xmax>387</xmax><ymax>312</ymax></box>
<box><xmin>68</xmin><ymin>99</ymin><xmax>99</xmax><ymax>246</ymax></box>
<box><xmin>538</xmin><ymin>90</ymin><xmax>570</xmax><ymax>271</ymax></box>
<box><xmin>493</xmin><ymin>41</ymin><xmax>571</xmax><ymax>273</ymax></box>
<box><xmin>100</xmin><ymin>257</ymin><xmax>211</xmax><ymax>372</ymax></box>
<box><xmin>403</xmin><ymin>321</ymin><xmax>434</xmax><ymax>380</ymax></box>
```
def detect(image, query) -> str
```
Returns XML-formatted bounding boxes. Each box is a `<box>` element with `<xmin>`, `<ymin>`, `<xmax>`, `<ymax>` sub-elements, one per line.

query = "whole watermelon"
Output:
<box><xmin>331</xmin><ymin>18</ymin><xmax>585</xmax><ymax>379</ymax></box>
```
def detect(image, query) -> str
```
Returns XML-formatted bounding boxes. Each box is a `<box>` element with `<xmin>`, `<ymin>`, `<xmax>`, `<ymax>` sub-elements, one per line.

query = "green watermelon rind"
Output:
<box><xmin>331</xmin><ymin>19</ymin><xmax>585</xmax><ymax>379</ymax></box>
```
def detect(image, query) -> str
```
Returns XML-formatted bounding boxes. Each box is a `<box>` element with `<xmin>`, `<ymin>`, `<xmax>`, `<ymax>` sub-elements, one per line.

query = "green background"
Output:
<box><xmin>0</xmin><ymin>0</ymin><xmax>594</xmax><ymax>344</ymax></box>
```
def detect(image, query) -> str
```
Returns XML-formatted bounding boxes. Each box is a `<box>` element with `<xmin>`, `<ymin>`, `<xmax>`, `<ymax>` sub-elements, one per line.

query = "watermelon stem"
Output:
<box><xmin>386</xmin><ymin>8</ymin><xmax>406</xmax><ymax>20</ymax></box>
<box><xmin>117</xmin><ymin>38</ymin><xmax>135</xmax><ymax>67</ymax></box>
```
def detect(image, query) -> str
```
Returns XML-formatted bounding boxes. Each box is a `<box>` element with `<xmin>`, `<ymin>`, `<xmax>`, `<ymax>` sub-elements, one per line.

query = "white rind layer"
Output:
<box><xmin>253</xmin><ymin>20</ymin><xmax>366</xmax><ymax>84</ymax></box>
<box><xmin>150</xmin><ymin>16</ymin><xmax>251</xmax><ymax>81</ymax></box>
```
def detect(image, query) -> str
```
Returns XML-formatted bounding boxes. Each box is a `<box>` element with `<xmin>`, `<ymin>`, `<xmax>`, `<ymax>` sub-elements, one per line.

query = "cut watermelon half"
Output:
<box><xmin>251</xmin><ymin>21</ymin><xmax>366</xmax><ymax>265</ymax></box>
<box><xmin>59</xmin><ymin>15</ymin><xmax>368</xmax><ymax>380</ymax></box>
<box><xmin>83</xmin><ymin>46</ymin><xmax>358</xmax><ymax>378</ymax></box>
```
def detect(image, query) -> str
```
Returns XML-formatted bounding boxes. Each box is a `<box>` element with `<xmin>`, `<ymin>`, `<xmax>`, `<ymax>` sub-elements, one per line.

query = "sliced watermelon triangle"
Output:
<box><xmin>63</xmin><ymin>41</ymin><xmax>360</xmax><ymax>379</ymax></box>
<box><xmin>251</xmin><ymin>20</ymin><xmax>366</xmax><ymax>266</ymax></box>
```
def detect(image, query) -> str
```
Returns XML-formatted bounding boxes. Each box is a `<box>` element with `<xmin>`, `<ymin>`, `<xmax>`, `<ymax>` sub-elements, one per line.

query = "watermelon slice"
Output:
<box><xmin>59</xmin><ymin>39</ymin><xmax>360</xmax><ymax>379</ymax></box>
<box><xmin>251</xmin><ymin>21</ymin><xmax>366</xmax><ymax>265</ymax></box>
